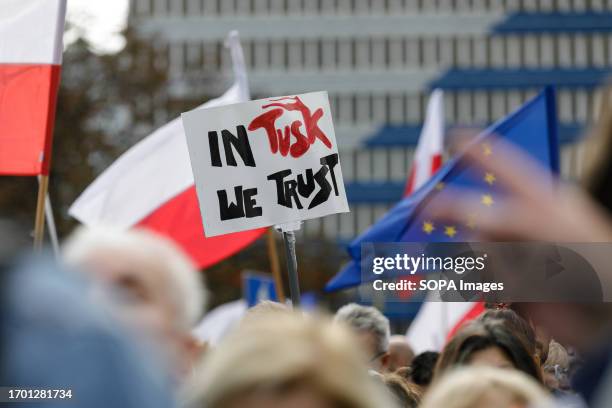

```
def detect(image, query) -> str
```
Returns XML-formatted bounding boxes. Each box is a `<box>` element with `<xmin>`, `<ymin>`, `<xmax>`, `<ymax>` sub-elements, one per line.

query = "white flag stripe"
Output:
<box><xmin>69</xmin><ymin>84</ymin><xmax>243</xmax><ymax>227</ymax></box>
<box><xmin>70</xmin><ymin>32</ymin><xmax>250</xmax><ymax>227</ymax></box>
<box><xmin>406</xmin><ymin>297</ymin><xmax>477</xmax><ymax>354</ymax></box>
<box><xmin>411</xmin><ymin>89</ymin><xmax>444</xmax><ymax>191</ymax></box>
<box><xmin>0</xmin><ymin>0</ymin><xmax>66</xmax><ymax>64</ymax></box>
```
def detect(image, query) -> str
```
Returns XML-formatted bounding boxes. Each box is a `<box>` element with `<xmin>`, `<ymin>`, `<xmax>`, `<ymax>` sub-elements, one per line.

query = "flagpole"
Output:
<box><xmin>45</xmin><ymin>191</ymin><xmax>60</xmax><ymax>257</ymax></box>
<box><xmin>281</xmin><ymin>227</ymin><xmax>301</xmax><ymax>307</ymax></box>
<box><xmin>266</xmin><ymin>228</ymin><xmax>286</xmax><ymax>303</ymax></box>
<box><xmin>229</xmin><ymin>30</ymin><xmax>288</xmax><ymax>301</ymax></box>
<box><xmin>33</xmin><ymin>174</ymin><xmax>49</xmax><ymax>251</ymax></box>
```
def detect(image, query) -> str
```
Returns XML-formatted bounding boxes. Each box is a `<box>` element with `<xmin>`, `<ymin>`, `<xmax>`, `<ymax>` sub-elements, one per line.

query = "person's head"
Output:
<box><xmin>421</xmin><ymin>366</ymin><xmax>552</xmax><ymax>408</ymax></box>
<box><xmin>409</xmin><ymin>351</ymin><xmax>439</xmax><ymax>388</ymax></box>
<box><xmin>184</xmin><ymin>312</ymin><xmax>395</xmax><ymax>408</ymax></box>
<box><xmin>387</xmin><ymin>335</ymin><xmax>415</xmax><ymax>372</ymax></box>
<box><xmin>479</xmin><ymin>308</ymin><xmax>536</xmax><ymax>356</ymax></box>
<box><xmin>241</xmin><ymin>300</ymin><xmax>291</xmax><ymax>325</ymax></box>
<box><xmin>333</xmin><ymin>303</ymin><xmax>391</xmax><ymax>371</ymax></box>
<box><xmin>508</xmin><ymin>304</ymin><xmax>554</xmax><ymax>363</ymax></box>
<box><xmin>436</xmin><ymin>320</ymin><xmax>541</xmax><ymax>382</ymax></box>
<box><xmin>63</xmin><ymin>226</ymin><xmax>206</xmax><ymax>375</ymax></box>
<box><xmin>382</xmin><ymin>374</ymin><xmax>421</xmax><ymax>408</ymax></box>
<box><xmin>542</xmin><ymin>340</ymin><xmax>571</xmax><ymax>391</ymax></box>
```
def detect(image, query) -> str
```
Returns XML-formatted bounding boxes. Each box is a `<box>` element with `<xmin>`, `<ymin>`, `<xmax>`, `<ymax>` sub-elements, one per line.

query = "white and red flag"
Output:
<box><xmin>69</xmin><ymin>32</ymin><xmax>266</xmax><ymax>268</ymax></box>
<box><xmin>403</xmin><ymin>90</ymin><xmax>484</xmax><ymax>350</ymax></box>
<box><xmin>406</xmin><ymin>296</ymin><xmax>485</xmax><ymax>354</ymax></box>
<box><xmin>0</xmin><ymin>0</ymin><xmax>67</xmax><ymax>175</ymax></box>
<box><xmin>403</xmin><ymin>89</ymin><xmax>444</xmax><ymax>196</ymax></box>
<box><xmin>396</xmin><ymin>90</ymin><xmax>445</xmax><ymax>298</ymax></box>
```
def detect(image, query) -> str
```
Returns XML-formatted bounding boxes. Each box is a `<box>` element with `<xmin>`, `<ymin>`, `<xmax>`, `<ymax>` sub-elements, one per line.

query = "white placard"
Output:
<box><xmin>182</xmin><ymin>91</ymin><xmax>349</xmax><ymax>237</ymax></box>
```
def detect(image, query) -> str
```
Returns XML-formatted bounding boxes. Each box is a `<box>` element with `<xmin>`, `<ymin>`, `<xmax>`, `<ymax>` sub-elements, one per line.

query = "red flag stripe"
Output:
<box><xmin>431</xmin><ymin>153</ymin><xmax>442</xmax><ymax>174</ymax></box>
<box><xmin>0</xmin><ymin>64</ymin><xmax>61</xmax><ymax>175</ymax></box>
<box><xmin>446</xmin><ymin>301</ymin><xmax>486</xmax><ymax>340</ymax></box>
<box><xmin>137</xmin><ymin>186</ymin><xmax>266</xmax><ymax>269</ymax></box>
<box><xmin>403</xmin><ymin>165</ymin><xmax>417</xmax><ymax>197</ymax></box>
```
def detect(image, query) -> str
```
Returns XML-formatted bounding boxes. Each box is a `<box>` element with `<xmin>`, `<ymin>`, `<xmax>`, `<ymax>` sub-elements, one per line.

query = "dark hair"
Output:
<box><xmin>382</xmin><ymin>374</ymin><xmax>421</xmax><ymax>408</ymax></box>
<box><xmin>436</xmin><ymin>320</ymin><xmax>542</xmax><ymax>382</ymax></box>
<box><xmin>409</xmin><ymin>351</ymin><xmax>439</xmax><ymax>387</ymax></box>
<box><xmin>479</xmin><ymin>308</ymin><xmax>536</xmax><ymax>356</ymax></box>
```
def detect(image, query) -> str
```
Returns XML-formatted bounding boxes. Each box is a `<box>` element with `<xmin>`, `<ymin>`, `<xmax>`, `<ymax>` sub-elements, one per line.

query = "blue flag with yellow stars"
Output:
<box><xmin>326</xmin><ymin>86</ymin><xmax>559</xmax><ymax>291</ymax></box>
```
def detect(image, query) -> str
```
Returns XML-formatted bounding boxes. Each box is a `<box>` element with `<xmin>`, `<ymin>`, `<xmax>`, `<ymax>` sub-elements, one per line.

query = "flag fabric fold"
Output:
<box><xmin>326</xmin><ymin>86</ymin><xmax>559</xmax><ymax>292</ymax></box>
<box><xmin>406</xmin><ymin>295</ymin><xmax>486</xmax><ymax>354</ymax></box>
<box><xmin>404</xmin><ymin>89</ymin><xmax>444</xmax><ymax>196</ymax></box>
<box><xmin>0</xmin><ymin>0</ymin><xmax>67</xmax><ymax>175</ymax></box>
<box><xmin>69</xmin><ymin>84</ymin><xmax>243</xmax><ymax>229</ymax></box>
<box><xmin>69</xmin><ymin>32</ymin><xmax>266</xmax><ymax>268</ymax></box>
<box><xmin>327</xmin><ymin>86</ymin><xmax>558</xmax><ymax>351</ymax></box>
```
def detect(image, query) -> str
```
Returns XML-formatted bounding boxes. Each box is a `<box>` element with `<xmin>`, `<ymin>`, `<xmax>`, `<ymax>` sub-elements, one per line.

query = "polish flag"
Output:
<box><xmin>403</xmin><ymin>89</ymin><xmax>444</xmax><ymax>196</ymax></box>
<box><xmin>406</xmin><ymin>296</ymin><xmax>485</xmax><ymax>354</ymax></box>
<box><xmin>0</xmin><ymin>0</ymin><xmax>67</xmax><ymax>175</ymax></box>
<box><xmin>69</xmin><ymin>32</ymin><xmax>266</xmax><ymax>268</ymax></box>
<box><xmin>403</xmin><ymin>90</ymin><xmax>485</xmax><ymax>350</ymax></box>
<box><xmin>397</xmin><ymin>90</ymin><xmax>445</xmax><ymax>298</ymax></box>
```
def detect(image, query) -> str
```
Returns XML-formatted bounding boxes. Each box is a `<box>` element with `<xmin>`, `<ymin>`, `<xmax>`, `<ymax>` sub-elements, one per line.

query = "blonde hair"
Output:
<box><xmin>63</xmin><ymin>226</ymin><xmax>205</xmax><ymax>329</ymax></box>
<box><xmin>241</xmin><ymin>300</ymin><xmax>291</xmax><ymax>325</ymax></box>
<box><xmin>421</xmin><ymin>366</ymin><xmax>552</xmax><ymax>408</ymax></box>
<box><xmin>544</xmin><ymin>340</ymin><xmax>570</xmax><ymax>370</ymax></box>
<box><xmin>382</xmin><ymin>373</ymin><xmax>422</xmax><ymax>407</ymax></box>
<box><xmin>183</xmin><ymin>311</ymin><xmax>396</xmax><ymax>408</ymax></box>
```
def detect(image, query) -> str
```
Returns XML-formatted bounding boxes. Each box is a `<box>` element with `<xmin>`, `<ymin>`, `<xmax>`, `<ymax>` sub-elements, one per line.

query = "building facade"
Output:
<box><xmin>129</xmin><ymin>0</ymin><xmax>612</xmax><ymax>240</ymax></box>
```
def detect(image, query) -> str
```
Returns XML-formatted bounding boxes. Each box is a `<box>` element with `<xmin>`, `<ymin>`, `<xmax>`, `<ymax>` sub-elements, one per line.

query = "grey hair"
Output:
<box><xmin>334</xmin><ymin>303</ymin><xmax>390</xmax><ymax>354</ymax></box>
<box><xmin>63</xmin><ymin>226</ymin><xmax>206</xmax><ymax>329</ymax></box>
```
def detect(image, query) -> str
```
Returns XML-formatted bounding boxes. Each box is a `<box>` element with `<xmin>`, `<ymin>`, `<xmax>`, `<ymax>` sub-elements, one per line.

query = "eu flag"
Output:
<box><xmin>326</xmin><ymin>87</ymin><xmax>559</xmax><ymax>291</ymax></box>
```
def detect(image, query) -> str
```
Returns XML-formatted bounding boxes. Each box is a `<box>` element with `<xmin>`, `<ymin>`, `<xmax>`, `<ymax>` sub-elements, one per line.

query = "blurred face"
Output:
<box><xmin>467</xmin><ymin>346</ymin><xmax>514</xmax><ymax>370</ymax></box>
<box><xmin>543</xmin><ymin>364</ymin><xmax>570</xmax><ymax>391</ymax></box>
<box><xmin>542</xmin><ymin>369</ymin><xmax>560</xmax><ymax>391</ymax></box>
<box><xmin>77</xmin><ymin>248</ymin><xmax>191</xmax><ymax>373</ymax></box>
<box><xmin>355</xmin><ymin>331</ymin><xmax>389</xmax><ymax>371</ymax></box>
<box><xmin>388</xmin><ymin>339</ymin><xmax>414</xmax><ymax>372</ymax></box>
<box><xmin>83</xmin><ymin>248</ymin><xmax>176</xmax><ymax>333</ymax></box>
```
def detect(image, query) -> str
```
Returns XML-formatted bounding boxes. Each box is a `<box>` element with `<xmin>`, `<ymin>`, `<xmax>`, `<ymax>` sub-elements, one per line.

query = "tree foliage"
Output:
<box><xmin>0</xmin><ymin>29</ymin><xmax>168</xmax><ymax>238</ymax></box>
<box><xmin>0</xmin><ymin>29</ymin><xmax>347</xmax><ymax>307</ymax></box>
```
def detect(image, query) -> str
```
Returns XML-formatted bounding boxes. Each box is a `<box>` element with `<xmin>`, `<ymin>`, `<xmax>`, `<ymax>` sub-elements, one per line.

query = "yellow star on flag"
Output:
<box><xmin>482</xmin><ymin>142</ymin><xmax>493</xmax><ymax>156</ymax></box>
<box><xmin>444</xmin><ymin>226</ymin><xmax>457</xmax><ymax>238</ymax></box>
<box><xmin>484</xmin><ymin>172</ymin><xmax>496</xmax><ymax>185</ymax></box>
<box><xmin>422</xmin><ymin>221</ymin><xmax>435</xmax><ymax>234</ymax></box>
<box><xmin>435</xmin><ymin>182</ymin><xmax>445</xmax><ymax>191</ymax></box>
<box><xmin>481</xmin><ymin>194</ymin><xmax>494</xmax><ymax>207</ymax></box>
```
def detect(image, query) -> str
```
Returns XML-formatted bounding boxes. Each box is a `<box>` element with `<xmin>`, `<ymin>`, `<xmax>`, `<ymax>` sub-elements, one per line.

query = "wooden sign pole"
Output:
<box><xmin>33</xmin><ymin>174</ymin><xmax>49</xmax><ymax>251</ymax></box>
<box><xmin>266</xmin><ymin>228</ymin><xmax>286</xmax><ymax>303</ymax></box>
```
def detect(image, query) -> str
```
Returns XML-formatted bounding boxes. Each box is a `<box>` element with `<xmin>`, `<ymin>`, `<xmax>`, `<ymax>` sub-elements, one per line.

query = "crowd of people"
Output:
<box><xmin>0</xmin><ymin>226</ymin><xmax>606</xmax><ymax>408</ymax></box>
<box><xmin>3</xmin><ymin>92</ymin><xmax>612</xmax><ymax>408</ymax></box>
